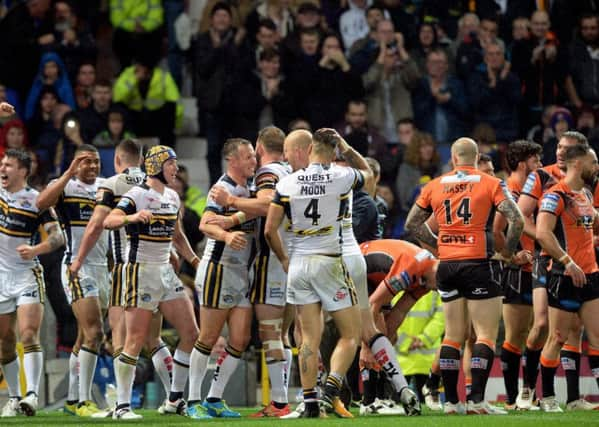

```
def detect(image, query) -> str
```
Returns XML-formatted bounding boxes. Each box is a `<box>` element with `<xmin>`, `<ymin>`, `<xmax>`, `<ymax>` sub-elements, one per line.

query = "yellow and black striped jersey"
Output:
<box><xmin>0</xmin><ymin>187</ymin><xmax>56</xmax><ymax>271</ymax></box>
<box><xmin>116</xmin><ymin>183</ymin><xmax>180</xmax><ymax>264</ymax></box>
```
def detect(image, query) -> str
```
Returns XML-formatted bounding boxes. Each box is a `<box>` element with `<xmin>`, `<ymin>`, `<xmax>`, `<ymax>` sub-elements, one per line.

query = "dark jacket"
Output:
<box><xmin>352</xmin><ymin>190</ymin><xmax>379</xmax><ymax>244</ymax></box>
<box><xmin>412</xmin><ymin>75</ymin><xmax>470</xmax><ymax>142</ymax></box>
<box><xmin>568</xmin><ymin>38</ymin><xmax>599</xmax><ymax>106</ymax></box>
<box><xmin>467</xmin><ymin>64</ymin><xmax>521</xmax><ymax>141</ymax></box>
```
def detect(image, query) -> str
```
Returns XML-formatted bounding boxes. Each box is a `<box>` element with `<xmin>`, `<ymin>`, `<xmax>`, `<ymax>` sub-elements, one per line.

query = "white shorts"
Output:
<box><xmin>196</xmin><ymin>260</ymin><xmax>251</xmax><ymax>309</ymax></box>
<box><xmin>124</xmin><ymin>262</ymin><xmax>186</xmax><ymax>311</ymax></box>
<box><xmin>0</xmin><ymin>267</ymin><xmax>45</xmax><ymax>314</ymax></box>
<box><xmin>62</xmin><ymin>262</ymin><xmax>110</xmax><ymax>308</ymax></box>
<box><xmin>343</xmin><ymin>254</ymin><xmax>369</xmax><ymax>310</ymax></box>
<box><xmin>249</xmin><ymin>253</ymin><xmax>287</xmax><ymax>306</ymax></box>
<box><xmin>286</xmin><ymin>254</ymin><xmax>357</xmax><ymax>312</ymax></box>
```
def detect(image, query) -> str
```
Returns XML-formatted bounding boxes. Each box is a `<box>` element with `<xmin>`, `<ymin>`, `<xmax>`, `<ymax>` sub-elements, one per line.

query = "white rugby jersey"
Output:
<box><xmin>341</xmin><ymin>190</ymin><xmax>361</xmax><ymax>256</ymax></box>
<box><xmin>273</xmin><ymin>163</ymin><xmax>364</xmax><ymax>256</ymax></box>
<box><xmin>0</xmin><ymin>187</ymin><xmax>56</xmax><ymax>271</ymax></box>
<box><xmin>116</xmin><ymin>183</ymin><xmax>180</xmax><ymax>264</ymax></box>
<box><xmin>54</xmin><ymin>177</ymin><xmax>108</xmax><ymax>265</ymax></box>
<box><xmin>201</xmin><ymin>174</ymin><xmax>256</xmax><ymax>266</ymax></box>
<box><xmin>96</xmin><ymin>167</ymin><xmax>145</xmax><ymax>264</ymax></box>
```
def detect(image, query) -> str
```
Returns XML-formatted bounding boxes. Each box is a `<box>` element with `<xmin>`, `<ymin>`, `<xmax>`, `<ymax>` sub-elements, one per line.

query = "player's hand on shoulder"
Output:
<box><xmin>205</xmin><ymin>214</ymin><xmax>234</xmax><ymax>230</ymax></box>
<box><xmin>209</xmin><ymin>185</ymin><xmax>233</xmax><ymax>207</ymax></box>
<box><xmin>16</xmin><ymin>244</ymin><xmax>36</xmax><ymax>260</ymax></box>
<box><xmin>224</xmin><ymin>231</ymin><xmax>247</xmax><ymax>250</ymax></box>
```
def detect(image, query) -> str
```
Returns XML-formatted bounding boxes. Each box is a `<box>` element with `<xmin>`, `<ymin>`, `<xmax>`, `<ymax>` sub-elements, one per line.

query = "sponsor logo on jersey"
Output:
<box><xmin>540</xmin><ymin>193</ymin><xmax>560</xmax><ymax>212</ymax></box>
<box><xmin>440</xmin><ymin>234</ymin><xmax>476</xmax><ymax>245</ymax></box>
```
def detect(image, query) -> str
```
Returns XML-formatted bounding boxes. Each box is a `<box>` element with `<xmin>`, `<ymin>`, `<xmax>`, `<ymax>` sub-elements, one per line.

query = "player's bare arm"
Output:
<box><xmin>199</xmin><ymin>210</ymin><xmax>247</xmax><ymax>250</ymax></box>
<box><xmin>16</xmin><ymin>221</ymin><xmax>65</xmax><ymax>260</ymax></box>
<box><xmin>264</xmin><ymin>203</ymin><xmax>288</xmax><ymax>272</ymax></box>
<box><xmin>69</xmin><ymin>204</ymin><xmax>111</xmax><ymax>275</ymax></box>
<box><xmin>335</xmin><ymin>132</ymin><xmax>374</xmax><ymax>188</ymax></box>
<box><xmin>103</xmin><ymin>207</ymin><xmax>152</xmax><ymax>230</ymax></box>
<box><xmin>536</xmin><ymin>211</ymin><xmax>587</xmax><ymax>287</ymax></box>
<box><xmin>209</xmin><ymin>185</ymin><xmax>271</xmax><ymax>217</ymax></box>
<box><xmin>405</xmin><ymin>205</ymin><xmax>437</xmax><ymax>249</ymax></box>
<box><xmin>172</xmin><ymin>216</ymin><xmax>200</xmax><ymax>269</ymax></box>
<box><xmin>517</xmin><ymin>194</ymin><xmax>538</xmax><ymax>240</ymax></box>
<box><xmin>496</xmin><ymin>198</ymin><xmax>525</xmax><ymax>257</ymax></box>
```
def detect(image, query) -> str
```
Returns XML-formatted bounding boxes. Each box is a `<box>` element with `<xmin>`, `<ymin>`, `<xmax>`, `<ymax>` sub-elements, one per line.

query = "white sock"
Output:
<box><xmin>1</xmin><ymin>356</ymin><xmax>21</xmax><ymax>397</ymax></box>
<box><xmin>188</xmin><ymin>344</ymin><xmax>211</xmax><ymax>402</ymax></box>
<box><xmin>267</xmin><ymin>360</ymin><xmax>288</xmax><ymax>403</ymax></box>
<box><xmin>115</xmin><ymin>352</ymin><xmax>138</xmax><ymax>406</ymax></box>
<box><xmin>284</xmin><ymin>347</ymin><xmax>293</xmax><ymax>391</ymax></box>
<box><xmin>170</xmin><ymin>348</ymin><xmax>190</xmax><ymax>396</ymax></box>
<box><xmin>78</xmin><ymin>346</ymin><xmax>98</xmax><ymax>402</ymax></box>
<box><xmin>207</xmin><ymin>346</ymin><xmax>241</xmax><ymax>400</ymax></box>
<box><xmin>370</xmin><ymin>334</ymin><xmax>408</xmax><ymax>391</ymax></box>
<box><xmin>23</xmin><ymin>347</ymin><xmax>43</xmax><ymax>395</ymax></box>
<box><xmin>151</xmin><ymin>343</ymin><xmax>173</xmax><ymax>395</ymax></box>
<box><xmin>67</xmin><ymin>351</ymin><xmax>79</xmax><ymax>401</ymax></box>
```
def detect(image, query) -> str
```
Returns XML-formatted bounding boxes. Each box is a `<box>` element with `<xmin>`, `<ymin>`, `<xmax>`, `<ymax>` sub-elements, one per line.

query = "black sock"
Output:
<box><xmin>323</xmin><ymin>372</ymin><xmax>343</xmax><ymax>400</ymax></box>
<box><xmin>206</xmin><ymin>397</ymin><xmax>221</xmax><ymax>403</ymax></box>
<box><xmin>439</xmin><ymin>344</ymin><xmax>461</xmax><ymax>404</ymax></box>
<box><xmin>425</xmin><ymin>369</ymin><xmax>441</xmax><ymax>391</ymax></box>
<box><xmin>303</xmin><ymin>388</ymin><xmax>319</xmax><ymax>415</ymax></box>
<box><xmin>561</xmin><ymin>348</ymin><xmax>581</xmax><ymax>403</ymax></box>
<box><xmin>168</xmin><ymin>391</ymin><xmax>183</xmax><ymax>402</ymax></box>
<box><xmin>347</xmin><ymin>349</ymin><xmax>361</xmax><ymax>402</ymax></box>
<box><xmin>470</xmin><ymin>342</ymin><xmax>495</xmax><ymax>403</ymax></box>
<box><xmin>589</xmin><ymin>354</ymin><xmax>599</xmax><ymax>389</ymax></box>
<box><xmin>361</xmin><ymin>368</ymin><xmax>378</xmax><ymax>405</ymax></box>
<box><xmin>66</xmin><ymin>399</ymin><xmax>78</xmax><ymax>405</ymax></box>
<box><xmin>273</xmin><ymin>401</ymin><xmax>287</xmax><ymax>409</ymax></box>
<box><xmin>540</xmin><ymin>358</ymin><xmax>558</xmax><ymax>398</ymax></box>
<box><xmin>501</xmin><ymin>342</ymin><xmax>522</xmax><ymax>404</ymax></box>
<box><xmin>524</xmin><ymin>347</ymin><xmax>542</xmax><ymax>389</ymax></box>
<box><xmin>376</xmin><ymin>371</ymin><xmax>388</xmax><ymax>399</ymax></box>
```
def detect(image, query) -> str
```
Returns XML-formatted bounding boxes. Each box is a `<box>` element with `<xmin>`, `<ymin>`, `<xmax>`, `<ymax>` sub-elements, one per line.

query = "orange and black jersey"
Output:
<box><xmin>360</xmin><ymin>239</ymin><xmax>436</xmax><ymax>300</ymax></box>
<box><xmin>521</xmin><ymin>163</ymin><xmax>563</xmax><ymax>200</ymax></box>
<box><xmin>506</xmin><ymin>175</ymin><xmax>534</xmax><ymax>272</ymax></box>
<box><xmin>415</xmin><ymin>166</ymin><xmax>512</xmax><ymax>261</ymax></box>
<box><xmin>539</xmin><ymin>180</ymin><xmax>599</xmax><ymax>274</ymax></box>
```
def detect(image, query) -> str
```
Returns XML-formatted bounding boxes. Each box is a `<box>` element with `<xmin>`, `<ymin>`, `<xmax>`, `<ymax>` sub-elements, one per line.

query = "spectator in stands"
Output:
<box><xmin>78</xmin><ymin>79</ymin><xmax>113</xmax><ymax>143</ymax></box>
<box><xmin>73</xmin><ymin>62</ymin><xmax>96</xmax><ymax>110</ymax></box>
<box><xmin>164</xmin><ymin>0</ymin><xmax>186</xmax><ymax>88</ymax></box>
<box><xmin>177</xmin><ymin>164</ymin><xmax>208</xmax><ymax>219</ymax></box>
<box><xmin>25</xmin><ymin>52</ymin><xmax>76</xmax><ymax>121</ymax></box>
<box><xmin>378</xmin><ymin>117</ymin><xmax>415</xmax><ymax>183</ymax></box>
<box><xmin>541</xmin><ymin>107</ymin><xmax>574</xmax><ymax>165</ymax></box>
<box><xmin>363</xmin><ymin>19</ymin><xmax>420</xmax><ymax>144</ymax></box>
<box><xmin>0</xmin><ymin>119</ymin><xmax>29</xmax><ymax>157</ymax></box>
<box><xmin>527</xmin><ymin>103</ymin><xmax>557</xmax><ymax>145</ymax></box>
<box><xmin>110</xmin><ymin>0</ymin><xmax>164</xmax><ymax>69</ymax></box>
<box><xmin>27</xmin><ymin>86</ymin><xmax>60</xmax><ymax>166</ymax></box>
<box><xmin>92</xmin><ymin>108</ymin><xmax>135</xmax><ymax>177</ymax></box>
<box><xmin>27</xmin><ymin>149</ymin><xmax>48</xmax><ymax>191</ymax></box>
<box><xmin>455</xmin><ymin>15</ymin><xmax>503</xmax><ymax>80</ymax></box>
<box><xmin>511</xmin><ymin>10</ymin><xmax>566</xmax><ymax>130</ymax></box>
<box><xmin>348</xmin><ymin>5</ymin><xmax>388</xmax><ymax>74</ymax></box>
<box><xmin>0</xmin><ymin>83</ymin><xmax>20</xmax><ymax>123</ymax></box>
<box><xmin>339</xmin><ymin>0</ymin><xmax>369</xmax><ymax>53</ymax></box>
<box><xmin>192</xmin><ymin>1</ymin><xmax>251</xmax><ymax>184</ymax></box>
<box><xmin>113</xmin><ymin>56</ymin><xmax>182</xmax><ymax>147</ymax></box>
<box><xmin>235</xmin><ymin>48</ymin><xmax>296</xmax><ymax>139</ymax></box>
<box><xmin>411</xmin><ymin>22</ymin><xmax>455</xmax><ymax>75</ymax></box>
<box><xmin>53</xmin><ymin>111</ymin><xmax>85</xmax><ymax>175</ymax></box>
<box><xmin>335</xmin><ymin>99</ymin><xmax>386</xmax><ymax>157</ymax></box>
<box><xmin>51</xmin><ymin>0</ymin><xmax>97</xmax><ymax>81</ymax></box>
<box><xmin>577</xmin><ymin>106</ymin><xmax>599</xmax><ymax>142</ymax></box>
<box><xmin>298</xmin><ymin>32</ymin><xmax>364</xmax><ymax>129</ymax></box>
<box><xmin>288</xmin><ymin>117</ymin><xmax>312</xmax><ymax>131</ymax></box>
<box><xmin>0</xmin><ymin>0</ymin><xmax>54</xmax><ymax>99</ymax></box>
<box><xmin>198</xmin><ymin>0</ymin><xmax>245</xmax><ymax>34</ymax></box>
<box><xmin>250</xmin><ymin>18</ymin><xmax>280</xmax><ymax>68</ymax></box>
<box><xmin>245</xmin><ymin>0</ymin><xmax>294</xmax><ymax>43</ymax></box>
<box><xmin>467</xmin><ymin>40</ymin><xmax>521</xmax><ymax>142</ymax></box>
<box><xmin>379</xmin><ymin>0</ymin><xmax>417</xmax><ymax>48</ymax></box>
<box><xmin>281</xmin><ymin>2</ymin><xmax>326</xmax><ymax>71</ymax></box>
<box><xmin>412</xmin><ymin>48</ymin><xmax>469</xmax><ymax>143</ymax></box>
<box><xmin>376</xmin><ymin>181</ymin><xmax>401</xmax><ymax>237</ymax></box>
<box><xmin>395</xmin><ymin>131</ymin><xmax>440</xmax><ymax>215</ymax></box>
<box><xmin>511</xmin><ymin>16</ymin><xmax>530</xmax><ymax>43</ymax></box>
<box><xmin>565</xmin><ymin>13</ymin><xmax>599</xmax><ymax>110</ymax></box>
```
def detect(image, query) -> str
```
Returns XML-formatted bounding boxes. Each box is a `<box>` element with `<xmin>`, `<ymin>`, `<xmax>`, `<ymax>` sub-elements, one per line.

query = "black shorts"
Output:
<box><xmin>532</xmin><ymin>255</ymin><xmax>551</xmax><ymax>289</ymax></box>
<box><xmin>437</xmin><ymin>260</ymin><xmax>503</xmax><ymax>302</ymax></box>
<box><xmin>502</xmin><ymin>268</ymin><xmax>533</xmax><ymax>306</ymax></box>
<box><xmin>547</xmin><ymin>272</ymin><xmax>599</xmax><ymax>313</ymax></box>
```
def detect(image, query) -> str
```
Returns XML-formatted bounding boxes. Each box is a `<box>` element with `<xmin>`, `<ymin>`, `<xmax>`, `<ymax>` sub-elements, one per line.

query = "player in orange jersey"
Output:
<box><xmin>536</xmin><ymin>143</ymin><xmax>599</xmax><ymax>412</ymax></box>
<box><xmin>405</xmin><ymin>138</ymin><xmax>524</xmax><ymax>415</ymax></box>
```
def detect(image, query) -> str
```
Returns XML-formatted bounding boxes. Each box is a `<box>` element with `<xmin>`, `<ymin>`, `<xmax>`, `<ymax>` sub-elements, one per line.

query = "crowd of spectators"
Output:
<box><xmin>0</xmin><ymin>0</ymin><xmax>599</xmax><ymax>236</ymax></box>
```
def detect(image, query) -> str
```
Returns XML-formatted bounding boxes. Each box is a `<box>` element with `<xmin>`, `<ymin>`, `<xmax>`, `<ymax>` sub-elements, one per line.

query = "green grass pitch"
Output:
<box><xmin>1</xmin><ymin>407</ymin><xmax>599</xmax><ymax>426</ymax></box>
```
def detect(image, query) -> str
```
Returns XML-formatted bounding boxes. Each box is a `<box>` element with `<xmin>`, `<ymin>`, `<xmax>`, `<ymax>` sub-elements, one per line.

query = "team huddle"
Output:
<box><xmin>1</xmin><ymin>106</ymin><xmax>599</xmax><ymax>419</ymax></box>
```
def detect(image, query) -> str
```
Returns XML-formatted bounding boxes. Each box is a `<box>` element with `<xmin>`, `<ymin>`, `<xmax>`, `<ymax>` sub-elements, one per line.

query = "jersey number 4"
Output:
<box><xmin>304</xmin><ymin>199</ymin><xmax>321</xmax><ymax>225</ymax></box>
<box><xmin>443</xmin><ymin>198</ymin><xmax>472</xmax><ymax>224</ymax></box>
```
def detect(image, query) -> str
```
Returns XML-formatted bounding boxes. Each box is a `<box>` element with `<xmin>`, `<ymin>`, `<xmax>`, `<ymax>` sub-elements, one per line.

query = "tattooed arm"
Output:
<box><xmin>16</xmin><ymin>222</ymin><xmax>65</xmax><ymax>260</ymax></box>
<box><xmin>496</xmin><ymin>198</ymin><xmax>524</xmax><ymax>257</ymax></box>
<box><xmin>404</xmin><ymin>204</ymin><xmax>437</xmax><ymax>249</ymax></box>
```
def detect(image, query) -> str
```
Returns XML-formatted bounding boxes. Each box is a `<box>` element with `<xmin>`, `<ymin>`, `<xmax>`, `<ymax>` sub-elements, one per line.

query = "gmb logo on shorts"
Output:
<box><xmin>333</xmin><ymin>287</ymin><xmax>348</xmax><ymax>302</ymax></box>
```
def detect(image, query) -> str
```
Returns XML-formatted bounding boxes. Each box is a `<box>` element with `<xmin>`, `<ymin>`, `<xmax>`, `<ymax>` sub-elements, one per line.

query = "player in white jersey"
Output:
<box><xmin>207</xmin><ymin>127</ymin><xmax>293</xmax><ymax>418</ymax></box>
<box><xmin>104</xmin><ymin>145</ymin><xmax>199</xmax><ymax>420</ymax></box>
<box><xmin>0</xmin><ymin>149</ymin><xmax>64</xmax><ymax>417</ymax></box>
<box><xmin>37</xmin><ymin>144</ymin><xmax>109</xmax><ymax>416</ymax></box>
<box><xmin>265</xmin><ymin>128</ymin><xmax>373</xmax><ymax>418</ymax></box>
<box><xmin>67</xmin><ymin>140</ymin><xmax>175</xmax><ymax>415</ymax></box>
<box><xmin>187</xmin><ymin>138</ymin><xmax>257</xmax><ymax>419</ymax></box>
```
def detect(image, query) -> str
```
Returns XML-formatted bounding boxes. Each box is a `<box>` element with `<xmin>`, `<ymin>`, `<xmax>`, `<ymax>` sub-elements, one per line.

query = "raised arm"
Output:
<box><xmin>37</xmin><ymin>152</ymin><xmax>92</xmax><ymax>210</ymax></box>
